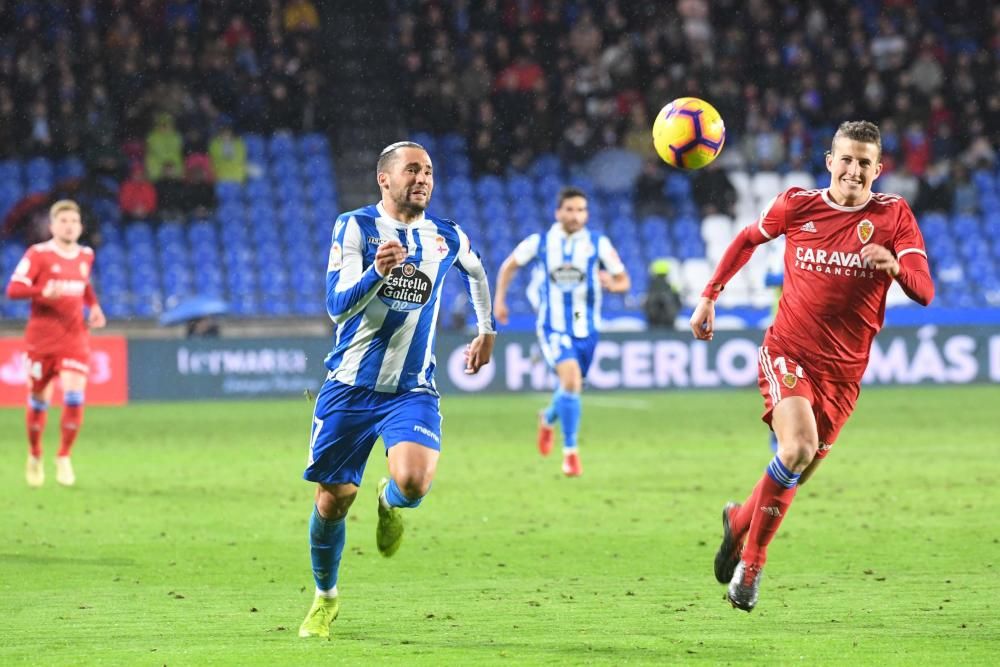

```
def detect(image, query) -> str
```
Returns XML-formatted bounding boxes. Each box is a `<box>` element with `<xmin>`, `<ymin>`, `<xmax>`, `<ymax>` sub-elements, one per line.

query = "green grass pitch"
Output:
<box><xmin>1</xmin><ymin>385</ymin><xmax>998</xmax><ymax>665</ymax></box>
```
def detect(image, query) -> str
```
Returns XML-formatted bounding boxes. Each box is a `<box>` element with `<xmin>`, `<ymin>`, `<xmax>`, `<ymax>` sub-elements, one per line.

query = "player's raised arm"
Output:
<box><xmin>5</xmin><ymin>249</ymin><xmax>43</xmax><ymax>299</ymax></box>
<box><xmin>691</xmin><ymin>191</ymin><xmax>790</xmax><ymax>340</ymax></box>
<box><xmin>454</xmin><ymin>227</ymin><xmax>496</xmax><ymax>334</ymax></box>
<box><xmin>860</xmin><ymin>201</ymin><xmax>934</xmax><ymax>306</ymax></box>
<box><xmin>453</xmin><ymin>227</ymin><xmax>496</xmax><ymax>373</ymax></box>
<box><xmin>597</xmin><ymin>236</ymin><xmax>630</xmax><ymax>293</ymax></box>
<box><xmin>325</xmin><ymin>215</ymin><xmax>400</xmax><ymax>324</ymax></box>
<box><xmin>494</xmin><ymin>233</ymin><xmax>539</xmax><ymax>325</ymax></box>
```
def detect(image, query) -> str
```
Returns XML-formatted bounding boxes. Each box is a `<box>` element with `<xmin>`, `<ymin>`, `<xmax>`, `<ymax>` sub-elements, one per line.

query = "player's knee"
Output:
<box><xmin>395</xmin><ymin>471</ymin><xmax>433</xmax><ymax>500</ymax></box>
<box><xmin>316</xmin><ymin>485</ymin><xmax>357</xmax><ymax>520</ymax></box>
<box><xmin>777</xmin><ymin>434</ymin><xmax>818</xmax><ymax>472</ymax></box>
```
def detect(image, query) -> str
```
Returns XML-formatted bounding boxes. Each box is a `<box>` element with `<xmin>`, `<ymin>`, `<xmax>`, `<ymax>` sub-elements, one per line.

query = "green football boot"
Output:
<box><xmin>298</xmin><ymin>595</ymin><xmax>340</xmax><ymax>638</ymax></box>
<box><xmin>376</xmin><ymin>477</ymin><xmax>404</xmax><ymax>557</ymax></box>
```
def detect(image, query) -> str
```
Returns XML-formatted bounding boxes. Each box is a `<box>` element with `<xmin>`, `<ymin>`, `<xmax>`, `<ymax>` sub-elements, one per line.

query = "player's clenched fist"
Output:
<box><xmin>374</xmin><ymin>239</ymin><xmax>407</xmax><ymax>275</ymax></box>
<box><xmin>689</xmin><ymin>296</ymin><xmax>715</xmax><ymax>341</ymax></box>
<box><xmin>860</xmin><ymin>244</ymin><xmax>899</xmax><ymax>276</ymax></box>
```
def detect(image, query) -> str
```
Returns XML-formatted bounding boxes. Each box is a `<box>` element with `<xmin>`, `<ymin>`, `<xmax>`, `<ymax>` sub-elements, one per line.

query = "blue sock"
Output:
<box><xmin>556</xmin><ymin>391</ymin><xmax>581</xmax><ymax>450</ymax></box>
<box><xmin>64</xmin><ymin>390</ymin><xmax>85</xmax><ymax>407</ymax></box>
<box><xmin>383</xmin><ymin>478</ymin><xmax>425</xmax><ymax>509</ymax></box>
<box><xmin>765</xmin><ymin>455</ymin><xmax>801</xmax><ymax>488</ymax></box>
<box><xmin>543</xmin><ymin>388</ymin><xmax>563</xmax><ymax>425</ymax></box>
<box><xmin>309</xmin><ymin>506</ymin><xmax>346</xmax><ymax>595</ymax></box>
<box><xmin>29</xmin><ymin>397</ymin><xmax>49</xmax><ymax>412</ymax></box>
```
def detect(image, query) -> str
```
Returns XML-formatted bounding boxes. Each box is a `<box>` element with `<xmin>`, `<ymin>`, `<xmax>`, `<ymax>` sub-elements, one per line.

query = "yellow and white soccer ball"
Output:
<box><xmin>651</xmin><ymin>97</ymin><xmax>726</xmax><ymax>169</ymax></box>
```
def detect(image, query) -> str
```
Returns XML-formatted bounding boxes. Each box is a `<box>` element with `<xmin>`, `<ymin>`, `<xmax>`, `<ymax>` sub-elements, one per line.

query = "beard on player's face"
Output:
<box><xmin>389</xmin><ymin>181</ymin><xmax>430</xmax><ymax>213</ymax></box>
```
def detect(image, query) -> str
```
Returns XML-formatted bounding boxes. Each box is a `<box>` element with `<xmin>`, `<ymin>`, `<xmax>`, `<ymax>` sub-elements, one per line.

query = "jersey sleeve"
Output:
<box><xmin>597</xmin><ymin>235</ymin><xmax>626</xmax><ymax>275</ymax></box>
<box><xmin>891</xmin><ymin>199</ymin><xmax>928</xmax><ymax>262</ymax></box>
<box><xmin>755</xmin><ymin>189</ymin><xmax>793</xmax><ymax>240</ymax></box>
<box><xmin>5</xmin><ymin>247</ymin><xmax>43</xmax><ymax>299</ymax></box>
<box><xmin>891</xmin><ymin>200</ymin><xmax>934</xmax><ymax>306</ymax></box>
<box><xmin>454</xmin><ymin>225</ymin><xmax>497</xmax><ymax>334</ymax></box>
<box><xmin>325</xmin><ymin>215</ymin><xmax>386</xmax><ymax>325</ymax></box>
<box><xmin>510</xmin><ymin>233</ymin><xmax>541</xmax><ymax>266</ymax></box>
<box><xmin>701</xmin><ymin>189</ymin><xmax>793</xmax><ymax>299</ymax></box>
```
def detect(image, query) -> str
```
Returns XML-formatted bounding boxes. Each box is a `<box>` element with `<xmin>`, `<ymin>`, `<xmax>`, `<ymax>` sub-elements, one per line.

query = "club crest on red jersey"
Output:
<box><xmin>857</xmin><ymin>219</ymin><xmax>874</xmax><ymax>244</ymax></box>
<box><xmin>782</xmin><ymin>373</ymin><xmax>798</xmax><ymax>389</ymax></box>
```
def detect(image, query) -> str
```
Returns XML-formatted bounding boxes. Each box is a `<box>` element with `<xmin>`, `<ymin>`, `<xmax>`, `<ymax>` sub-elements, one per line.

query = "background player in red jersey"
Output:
<box><xmin>5</xmin><ymin>200</ymin><xmax>106</xmax><ymax>487</ymax></box>
<box><xmin>689</xmin><ymin>121</ymin><xmax>935</xmax><ymax>612</ymax></box>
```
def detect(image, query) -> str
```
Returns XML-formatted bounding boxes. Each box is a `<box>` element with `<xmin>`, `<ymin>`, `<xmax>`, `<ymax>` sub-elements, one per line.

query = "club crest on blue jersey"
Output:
<box><xmin>378</xmin><ymin>262</ymin><xmax>432</xmax><ymax>311</ymax></box>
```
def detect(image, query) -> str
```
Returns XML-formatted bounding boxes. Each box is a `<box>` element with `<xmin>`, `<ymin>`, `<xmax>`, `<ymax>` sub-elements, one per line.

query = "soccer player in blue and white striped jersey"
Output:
<box><xmin>299</xmin><ymin>142</ymin><xmax>496</xmax><ymax>638</ymax></box>
<box><xmin>494</xmin><ymin>187</ymin><xmax>630</xmax><ymax>477</ymax></box>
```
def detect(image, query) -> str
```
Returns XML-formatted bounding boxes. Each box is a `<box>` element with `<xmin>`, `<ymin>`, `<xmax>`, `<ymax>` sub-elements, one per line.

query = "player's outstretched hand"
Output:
<box><xmin>689</xmin><ymin>296</ymin><xmax>715</xmax><ymax>341</ymax></box>
<box><xmin>860</xmin><ymin>244</ymin><xmax>900</xmax><ymax>277</ymax></box>
<box><xmin>374</xmin><ymin>240</ymin><xmax>407</xmax><ymax>276</ymax></box>
<box><xmin>88</xmin><ymin>305</ymin><xmax>107</xmax><ymax>329</ymax></box>
<box><xmin>494</xmin><ymin>300</ymin><xmax>509</xmax><ymax>325</ymax></box>
<box><xmin>41</xmin><ymin>281</ymin><xmax>62</xmax><ymax>299</ymax></box>
<box><xmin>464</xmin><ymin>333</ymin><xmax>495</xmax><ymax>374</ymax></box>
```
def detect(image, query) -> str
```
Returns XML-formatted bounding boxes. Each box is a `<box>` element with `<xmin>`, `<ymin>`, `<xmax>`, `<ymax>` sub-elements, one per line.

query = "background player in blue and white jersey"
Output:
<box><xmin>493</xmin><ymin>187</ymin><xmax>630</xmax><ymax>477</ymax></box>
<box><xmin>299</xmin><ymin>141</ymin><xmax>496</xmax><ymax>638</ymax></box>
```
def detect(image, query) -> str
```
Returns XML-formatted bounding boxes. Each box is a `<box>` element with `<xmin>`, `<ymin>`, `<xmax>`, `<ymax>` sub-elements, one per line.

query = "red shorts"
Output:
<box><xmin>757</xmin><ymin>343</ymin><xmax>859</xmax><ymax>458</ymax></box>
<box><xmin>25</xmin><ymin>351</ymin><xmax>90</xmax><ymax>393</ymax></box>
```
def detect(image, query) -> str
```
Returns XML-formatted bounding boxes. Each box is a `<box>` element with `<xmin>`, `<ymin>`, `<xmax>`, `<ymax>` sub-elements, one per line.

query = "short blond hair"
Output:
<box><xmin>49</xmin><ymin>199</ymin><xmax>81</xmax><ymax>220</ymax></box>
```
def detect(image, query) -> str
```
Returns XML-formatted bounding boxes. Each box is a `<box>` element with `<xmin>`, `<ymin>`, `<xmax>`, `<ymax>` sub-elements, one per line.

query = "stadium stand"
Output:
<box><xmin>1</xmin><ymin>1</ymin><xmax>999</xmax><ymax>321</ymax></box>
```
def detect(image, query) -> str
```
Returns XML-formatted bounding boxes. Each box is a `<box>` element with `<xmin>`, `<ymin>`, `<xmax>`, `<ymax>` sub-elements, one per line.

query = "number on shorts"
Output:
<box><xmin>772</xmin><ymin>356</ymin><xmax>804</xmax><ymax>378</ymax></box>
<box><xmin>308</xmin><ymin>416</ymin><xmax>324</xmax><ymax>465</ymax></box>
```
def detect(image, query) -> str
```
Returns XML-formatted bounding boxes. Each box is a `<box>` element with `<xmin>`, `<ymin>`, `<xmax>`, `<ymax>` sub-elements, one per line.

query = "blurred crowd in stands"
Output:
<box><xmin>391</xmin><ymin>0</ymin><xmax>1000</xmax><ymax>215</ymax></box>
<box><xmin>0</xmin><ymin>0</ymin><xmax>324</xmax><ymax>221</ymax></box>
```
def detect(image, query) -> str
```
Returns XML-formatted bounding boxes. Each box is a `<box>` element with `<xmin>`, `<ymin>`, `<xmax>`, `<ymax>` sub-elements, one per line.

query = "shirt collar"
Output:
<box><xmin>376</xmin><ymin>201</ymin><xmax>427</xmax><ymax>228</ymax></box>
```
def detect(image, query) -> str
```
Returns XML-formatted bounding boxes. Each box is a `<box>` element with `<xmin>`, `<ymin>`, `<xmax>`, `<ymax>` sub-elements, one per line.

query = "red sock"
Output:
<box><xmin>731</xmin><ymin>477</ymin><xmax>767</xmax><ymax>538</ymax></box>
<box><xmin>27</xmin><ymin>406</ymin><xmax>47</xmax><ymax>458</ymax></box>
<box><xmin>741</xmin><ymin>473</ymin><xmax>799</xmax><ymax>567</ymax></box>
<box><xmin>58</xmin><ymin>404</ymin><xmax>84</xmax><ymax>457</ymax></box>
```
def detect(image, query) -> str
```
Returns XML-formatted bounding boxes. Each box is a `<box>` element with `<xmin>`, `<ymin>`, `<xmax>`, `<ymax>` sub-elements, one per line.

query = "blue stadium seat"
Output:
<box><xmin>537</xmin><ymin>174</ymin><xmax>563</xmax><ymax>204</ymax></box>
<box><xmin>529</xmin><ymin>154</ymin><xmax>562</xmax><ymax>179</ymax></box>
<box><xmin>411</xmin><ymin>132</ymin><xmax>436</xmax><ymax>154</ymax></box>
<box><xmin>442</xmin><ymin>153</ymin><xmax>471</xmax><ymax>177</ymax></box>
<box><xmin>243</xmin><ymin>134</ymin><xmax>266</xmax><ymax>161</ymax></box>
<box><xmin>230</xmin><ymin>293</ymin><xmax>259</xmax><ymax>317</ymax></box>
<box><xmin>298</xmin><ymin>133</ymin><xmax>330</xmax><ymax>156</ymax></box>
<box><xmin>216</xmin><ymin>181</ymin><xmax>242</xmax><ymax>204</ymax></box>
<box><xmin>952</xmin><ymin>214</ymin><xmax>980</xmax><ymax>238</ymax></box>
<box><xmin>259</xmin><ymin>298</ymin><xmax>291</xmax><ymax>316</ymax></box>
<box><xmin>303</xmin><ymin>155</ymin><xmax>334</xmax><ymax>180</ymax></box>
<box><xmin>103</xmin><ymin>298</ymin><xmax>131</xmax><ymax>320</ymax></box>
<box><xmin>55</xmin><ymin>157</ymin><xmax>85</xmax><ymax>181</ymax></box>
<box><xmin>921</xmin><ymin>212</ymin><xmax>947</xmax><ymax>241</ymax></box>
<box><xmin>293</xmin><ymin>294</ymin><xmax>325</xmax><ymax>316</ymax></box>
<box><xmin>476</xmin><ymin>175</ymin><xmax>504</xmax><ymax>201</ymax></box>
<box><xmin>440</xmin><ymin>133</ymin><xmax>466</xmax><ymax>156</ymax></box>
<box><xmin>268</xmin><ymin>133</ymin><xmax>296</xmax><ymax>158</ymax></box>
<box><xmin>506</xmin><ymin>174</ymin><xmax>534</xmax><ymax>199</ymax></box>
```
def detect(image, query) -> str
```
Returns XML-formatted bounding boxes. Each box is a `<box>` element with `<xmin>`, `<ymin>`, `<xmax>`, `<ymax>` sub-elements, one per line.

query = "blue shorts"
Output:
<box><xmin>537</xmin><ymin>327</ymin><xmax>599</xmax><ymax>377</ymax></box>
<box><xmin>303</xmin><ymin>379</ymin><xmax>442</xmax><ymax>487</ymax></box>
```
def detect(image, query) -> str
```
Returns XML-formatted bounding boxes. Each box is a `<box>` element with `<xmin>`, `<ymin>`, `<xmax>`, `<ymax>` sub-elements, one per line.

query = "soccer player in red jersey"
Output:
<box><xmin>689</xmin><ymin>121</ymin><xmax>935</xmax><ymax>611</ymax></box>
<box><xmin>5</xmin><ymin>200</ymin><xmax>106</xmax><ymax>487</ymax></box>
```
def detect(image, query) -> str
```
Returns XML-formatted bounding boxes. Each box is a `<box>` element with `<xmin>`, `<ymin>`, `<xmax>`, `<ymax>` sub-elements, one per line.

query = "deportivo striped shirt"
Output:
<box><xmin>324</xmin><ymin>202</ymin><xmax>495</xmax><ymax>394</ymax></box>
<box><xmin>511</xmin><ymin>223</ymin><xmax>626</xmax><ymax>338</ymax></box>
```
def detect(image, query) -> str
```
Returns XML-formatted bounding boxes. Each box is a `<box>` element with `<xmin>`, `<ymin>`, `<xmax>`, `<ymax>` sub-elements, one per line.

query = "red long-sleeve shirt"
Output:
<box><xmin>703</xmin><ymin>187</ymin><xmax>934</xmax><ymax>382</ymax></box>
<box><xmin>5</xmin><ymin>241</ymin><xmax>98</xmax><ymax>357</ymax></box>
